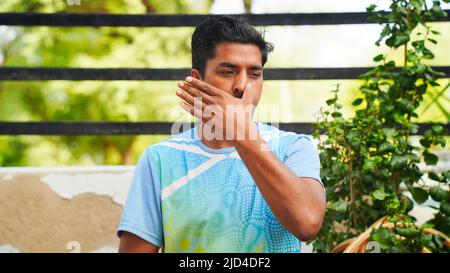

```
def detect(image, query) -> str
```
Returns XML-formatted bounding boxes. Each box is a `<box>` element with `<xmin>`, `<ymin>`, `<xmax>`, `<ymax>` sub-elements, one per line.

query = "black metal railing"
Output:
<box><xmin>0</xmin><ymin>11</ymin><xmax>449</xmax><ymax>135</ymax></box>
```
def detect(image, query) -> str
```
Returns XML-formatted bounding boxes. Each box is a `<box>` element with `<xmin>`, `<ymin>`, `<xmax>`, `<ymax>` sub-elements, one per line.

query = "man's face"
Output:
<box><xmin>192</xmin><ymin>42</ymin><xmax>264</xmax><ymax>107</ymax></box>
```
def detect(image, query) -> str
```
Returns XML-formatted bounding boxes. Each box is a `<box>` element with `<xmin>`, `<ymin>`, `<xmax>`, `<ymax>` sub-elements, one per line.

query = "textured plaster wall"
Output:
<box><xmin>0</xmin><ymin>167</ymin><xmax>133</xmax><ymax>253</ymax></box>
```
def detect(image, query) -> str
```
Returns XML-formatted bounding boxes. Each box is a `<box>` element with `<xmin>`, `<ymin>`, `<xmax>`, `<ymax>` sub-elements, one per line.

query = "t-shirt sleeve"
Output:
<box><xmin>116</xmin><ymin>148</ymin><xmax>163</xmax><ymax>247</ymax></box>
<box><xmin>284</xmin><ymin>135</ymin><xmax>324</xmax><ymax>189</ymax></box>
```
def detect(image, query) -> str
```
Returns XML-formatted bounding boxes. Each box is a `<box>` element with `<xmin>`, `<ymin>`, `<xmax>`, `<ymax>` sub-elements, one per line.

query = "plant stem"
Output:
<box><xmin>348</xmin><ymin>150</ymin><xmax>357</xmax><ymax>228</ymax></box>
<box><xmin>404</xmin><ymin>5</ymin><xmax>410</xmax><ymax>67</ymax></box>
<box><xmin>404</xmin><ymin>44</ymin><xmax>407</xmax><ymax>66</ymax></box>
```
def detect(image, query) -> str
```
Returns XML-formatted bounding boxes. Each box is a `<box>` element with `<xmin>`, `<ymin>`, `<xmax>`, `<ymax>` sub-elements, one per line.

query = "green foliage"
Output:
<box><xmin>312</xmin><ymin>0</ymin><xmax>450</xmax><ymax>253</ymax></box>
<box><xmin>0</xmin><ymin>0</ymin><xmax>209</xmax><ymax>166</ymax></box>
<box><xmin>371</xmin><ymin>194</ymin><xmax>449</xmax><ymax>253</ymax></box>
<box><xmin>0</xmin><ymin>137</ymin><xmax>28</xmax><ymax>166</ymax></box>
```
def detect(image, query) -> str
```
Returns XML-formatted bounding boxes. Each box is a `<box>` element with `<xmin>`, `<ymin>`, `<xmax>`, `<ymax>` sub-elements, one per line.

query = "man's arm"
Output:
<box><xmin>118</xmin><ymin>231</ymin><xmax>160</xmax><ymax>253</ymax></box>
<box><xmin>234</xmin><ymin>124</ymin><xmax>326</xmax><ymax>241</ymax></box>
<box><xmin>177</xmin><ymin>77</ymin><xmax>326</xmax><ymax>241</ymax></box>
<box><xmin>116</xmin><ymin>148</ymin><xmax>163</xmax><ymax>253</ymax></box>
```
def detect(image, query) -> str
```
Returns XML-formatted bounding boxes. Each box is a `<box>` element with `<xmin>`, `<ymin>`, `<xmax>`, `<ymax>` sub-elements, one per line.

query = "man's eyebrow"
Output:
<box><xmin>217</xmin><ymin>62</ymin><xmax>262</xmax><ymax>70</ymax></box>
<box><xmin>217</xmin><ymin>62</ymin><xmax>237</xmax><ymax>69</ymax></box>
<box><xmin>248</xmin><ymin>65</ymin><xmax>263</xmax><ymax>70</ymax></box>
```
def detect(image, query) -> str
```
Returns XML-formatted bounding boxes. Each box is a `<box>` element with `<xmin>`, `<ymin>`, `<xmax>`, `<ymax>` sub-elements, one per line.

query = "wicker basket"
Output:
<box><xmin>332</xmin><ymin>216</ymin><xmax>450</xmax><ymax>253</ymax></box>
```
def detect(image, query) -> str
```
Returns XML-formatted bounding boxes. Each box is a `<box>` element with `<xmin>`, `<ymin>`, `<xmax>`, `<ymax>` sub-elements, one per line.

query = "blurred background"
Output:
<box><xmin>0</xmin><ymin>0</ymin><xmax>449</xmax><ymax>167</ymax></box>
<box><xmin>0</xmin><ymin>0</ymin><xmax>449</xmax><ymax>252</ymax></box>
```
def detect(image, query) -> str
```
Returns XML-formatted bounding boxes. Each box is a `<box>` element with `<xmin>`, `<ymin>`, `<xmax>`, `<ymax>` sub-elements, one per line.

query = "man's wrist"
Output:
<box><xmin>233</xmin><ymin>121</ymin><xmax>261</xmax><ymax>148</ymax></box>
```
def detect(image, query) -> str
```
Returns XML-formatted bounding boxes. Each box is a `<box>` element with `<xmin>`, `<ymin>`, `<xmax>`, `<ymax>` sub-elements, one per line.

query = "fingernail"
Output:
<box><xmin>178</xmin><ymin>81</ymin><xmax>184</xmax><ymax>87</ymax></box>
<box><xmin>176</xmin><ymin>90</ymin><xmax>182</xmax><ymax>95</ymax></box>
<box><xmin>186</xmin><ymin>76</ymin><xmax>193</xmax><ymax>82</ymax></box>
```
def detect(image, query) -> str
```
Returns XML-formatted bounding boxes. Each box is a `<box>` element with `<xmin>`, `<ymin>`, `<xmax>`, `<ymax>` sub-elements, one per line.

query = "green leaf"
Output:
<box><xmin>415</xmin><ymin>64</ymin><xmax>427</xmax><ymax>74</ymax></box>
<box><xmin>422</xmin><ymin>47</ymin><xmax>434</xmax><ymax>59</ymax></box>
<box><xmin>424</xmin><ymin>152</ymin><xmax>439</xmax><ymax>165</ymax></box>
<box><xmin>404</xmin><ymin>197</ymin><xmax>414</xmax><ymax>213</ymax></box>
<box><xmin>419</xmin><ymin>234</ymin><xmax>433</xmax><ymax>245</ymax></box>
<box><xmin>373</xmin><ymin>189</ymin><xmax>386</xmax><ymax>201</ymax></box>
<box><xmin>411</xmin><ymin>0</ymin><xmax>423</xmax><ymax>11</ymax></box>
<box><xmin>440</xmin><ymin>202</ymin><xmax>450</xmax><ymax>215</ymax></box>
<box><xmin>378</xmin><ymin>142</ymin><xmax>395</xmax><ymax>153</ymax></box>
<box><xmin>352</xmin><ymin>98</ymin><xmax>363</xmax><ymax>106</ymax></box>
<box><xmin>412</xmin><ymin>40</ymin><xmax>425</xmax><ymax>50</ymax></box>
<box><xmin>395</xmin><ymin>227</ymin><xmax>420</xmax><ymax>237</ymax></box>
<box><xmin>391</xmin><ymin>154</ymin><xmax>417</xmax><ymax>168</ymax></box>
<box><xmin>428</xmin><ymin>172</ymin><xmax>442</xmax><ymax>182</ymax></box>
<box><xmin>331</xmin><ymin>200</ymin><xmax>348</xmax><ymax>213</ymax></box>
<box><xmin>394</xmin><ymin>35</ymin><xmax>410</xmax><ymax>47</ymax></box>
<box><xmin>410</xmin><ymin>187</ymin><xmax>429</xmax><ymax>204</ymax></box>
<box><xmin>431</xmin><ymin>125</ymin><xmax>444</xmax><ymax>134</ymax></box>
<box><xmin>366</xmin><ymin>4</ymin><xmax>377</xmax><ymax>13</ymax></box>
<box><xmin>407</xmin><ymin>52</ymin><xmax>419</xmax><ymax>63</ymax></box>
<box><xmin>371</xmin><ymin>227</ymin><xmax>392</xmax><ymax>243</ymax></box>
<box><xmin>326</xmin><ymin>98</ymin><xmax>336</xmax><ymax>105</ymax></box>
<box><xmin>435</xmin><ymin>136</ymin><xmax>446</xmax><ymax>147</ymax></box>
<box><xmin>373</xmin><ymin>54</ymin><xmax>384</xmax><ymax>62</ymax></box>
<box><xmin>382</xmin><ymin>128</ymin><xmax>396</xmax><ymax>138</ymax></box>
<box><xmin>331</xmin><ymin>112</ymin><xmax>342</xmax><ymax>118</ymax></box>
<box><xmin>443</xmin><ymin>171</ymin><xmax>450</xmax><ymax>181</ymax></box>
<box><xmin>385</xmin><ymin>60</ymin><xmax>396</xmax><ymax>68</ymax></box>
<box><xmin>363</xmin><ymin>159</ymin><xmax>376</xmax><ymax>172</ymax></box>
<box><xmin>420</xmin><ymin>138</ymin><xmax>431</xmax><ymax>148</ymax></box>
<box><xmin>430</xmin><ymin>187</ymin><xmax>448</xmax><ymax>202</ymax></box>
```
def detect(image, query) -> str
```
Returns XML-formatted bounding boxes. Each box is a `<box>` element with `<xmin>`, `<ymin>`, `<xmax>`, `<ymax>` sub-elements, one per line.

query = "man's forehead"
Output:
<box><xmin>217</xmin><ymin>62</ymin><xmax>263</xmax><ymax>70</ymax></box>
<box><xmin>211</xmin><ymin>42</ymin><xmax>262</xmax><ymax>67</ymax></box>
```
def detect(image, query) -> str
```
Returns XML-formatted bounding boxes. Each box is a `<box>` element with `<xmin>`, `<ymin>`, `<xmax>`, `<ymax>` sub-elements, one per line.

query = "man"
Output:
<box><xmin>117</xmin><ymin>16</ymin><xmax>326</xmax><ymax>253</ymax></box>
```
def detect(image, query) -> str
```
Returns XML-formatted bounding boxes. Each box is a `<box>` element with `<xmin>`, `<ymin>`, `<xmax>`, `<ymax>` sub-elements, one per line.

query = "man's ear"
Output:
<box><xmin>191</xmin><ymin>69</ymin><xmax>202</xmax><ymax>80</ymax></box>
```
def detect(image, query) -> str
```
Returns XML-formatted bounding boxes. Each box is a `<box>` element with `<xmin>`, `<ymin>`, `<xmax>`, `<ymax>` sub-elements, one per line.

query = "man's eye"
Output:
<box><xmin>249</xmin><ymin>73</ymin><xmax>262</xmax><ymax>78</ymax></box>
<box><xmin>221</xmin><ymin>71</ymin><xmax>235</xmax><ymax>76</ymax></box>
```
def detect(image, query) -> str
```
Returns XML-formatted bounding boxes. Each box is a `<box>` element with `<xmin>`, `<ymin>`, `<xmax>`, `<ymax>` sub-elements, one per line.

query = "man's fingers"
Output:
<box><xmin>185</xmin><ymin>76</ymin><xmax>224</xmax><ymax>97</ymax></box>
<box><xmin>176</xmin><ymin>89</ymin><xmax>207</xmax><ymax>110</ymax></box>
<box><xmin>177</xmin><ymin>81</ymin><xmax>214</xmax><ymax>103</ymax></box>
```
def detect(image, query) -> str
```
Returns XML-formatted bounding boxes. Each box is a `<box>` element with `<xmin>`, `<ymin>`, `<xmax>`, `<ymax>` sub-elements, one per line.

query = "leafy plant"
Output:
<box><xmin>312</xmin><ymin>0</ymin><xmax>450</xmax><ymax>253</ymax></box>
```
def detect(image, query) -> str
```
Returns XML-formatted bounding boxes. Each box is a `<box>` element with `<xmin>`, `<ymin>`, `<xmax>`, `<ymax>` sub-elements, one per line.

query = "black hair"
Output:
<box><xmin>191</xmin><ymin>15</ymin><xmax>274</xmax><ymax>77</ymax></box>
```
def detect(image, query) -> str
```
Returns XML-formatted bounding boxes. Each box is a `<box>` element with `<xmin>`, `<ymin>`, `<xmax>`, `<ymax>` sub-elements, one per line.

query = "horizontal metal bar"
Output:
<box><xmin>1</xmin><ymin>67</ymin><xmax>449</xmax><ymax>81</ymax></box>
<box><xmin>0</xmin><ymin>122</ymin><xmax>446</xmax><ymax>135</ymax></box>
<box><xmin>0</xmin><ymin>68</ymin><xmax>190</xmax><ymax>81</ymax></box>
<box><xmin>0</xmin><ymin>11</ymin><xmax>449</xmax><ymax>27</ymax></box>
<box><xmin>0</xmin><ymin>122</ymin><xmax>190</xmax><ymax>135</ymax></box>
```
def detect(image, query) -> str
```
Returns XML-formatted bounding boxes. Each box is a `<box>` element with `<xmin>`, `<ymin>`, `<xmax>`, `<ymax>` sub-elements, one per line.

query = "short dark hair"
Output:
<box><xmin>191</xmin><ymin>16</ymin><xmax>274</xmax><ymax>77</ymax></box>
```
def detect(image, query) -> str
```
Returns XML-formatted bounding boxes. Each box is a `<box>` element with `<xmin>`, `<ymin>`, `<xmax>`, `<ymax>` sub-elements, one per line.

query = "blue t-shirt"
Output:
<box><xmin>117</xmin><ymin>122</ymin><xmax>322</xmax><ymax>253</ymax></box>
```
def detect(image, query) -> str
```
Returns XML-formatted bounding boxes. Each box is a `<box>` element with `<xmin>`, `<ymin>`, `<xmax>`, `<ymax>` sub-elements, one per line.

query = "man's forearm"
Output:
<box><xmin>233</xmin><ymin>124</ymin><xmax>326</xmax><ymax>241</ymax></box>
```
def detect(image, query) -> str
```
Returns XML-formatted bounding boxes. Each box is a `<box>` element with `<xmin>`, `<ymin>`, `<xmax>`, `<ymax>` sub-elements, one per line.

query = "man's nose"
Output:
<box><xmin>233</xmin><ymin>73</ymin><xmax>248</xmax><ymax>98</ymax></box>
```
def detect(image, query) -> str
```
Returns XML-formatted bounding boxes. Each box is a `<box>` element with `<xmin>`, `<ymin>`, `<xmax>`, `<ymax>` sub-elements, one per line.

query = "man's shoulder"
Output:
<box><xmin>257</xmin><ymin>122</ymin><xmax>311</xmax><ymax>144</ymax></box>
